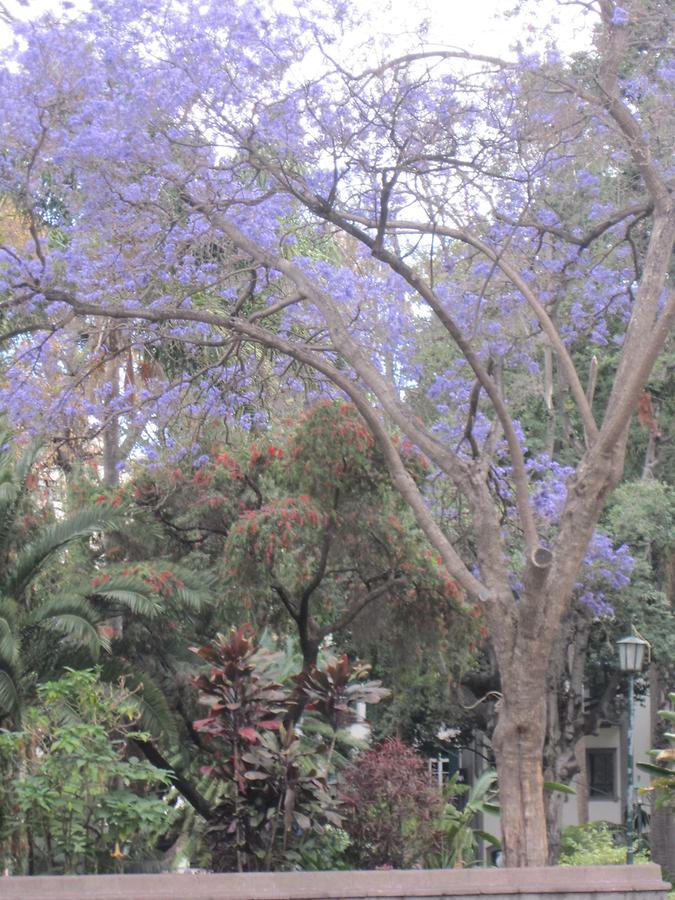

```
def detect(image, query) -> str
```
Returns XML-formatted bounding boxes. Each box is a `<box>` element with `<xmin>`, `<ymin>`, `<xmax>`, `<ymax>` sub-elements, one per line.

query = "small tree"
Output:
<box><xmin>221</xmin><ymin>401</ymin><xmax>465</xmax><ymax>671</ymax></box>
<box><xmin>434</xmin><ymin>770</ymin><xmax>501</xmax><ymax>869</ymax></box>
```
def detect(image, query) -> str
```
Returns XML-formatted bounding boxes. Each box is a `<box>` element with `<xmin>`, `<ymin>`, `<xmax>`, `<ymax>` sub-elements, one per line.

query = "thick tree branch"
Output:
<box><xmin>45</xmin><ymin>288</ymin><xmax>490</xmax><ymax>602</ymax></box>
<box><xmin>132</xmin><ymin>738</ymin><xmax>213</xmax><ymax>821</ymax></box>
<box><xmin>272</xmin><ymin>584</ymin><xmax>299</xmax><ymax>622</ymax></box>
<box><xmin>299</xmin><ymin>515</ymin><xmax>335</xmax><ymax>609</ymax></box>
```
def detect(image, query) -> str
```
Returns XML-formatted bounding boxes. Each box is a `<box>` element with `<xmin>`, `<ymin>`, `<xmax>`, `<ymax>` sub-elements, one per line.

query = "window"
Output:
<box><xmin>427</xmin><ymin>751</ymin><xmax>460</xmax><ymax>787</ymax></box>
<box><xmin>587</xmin><ymin>748</ymin><xmax>616</xmax><ymax>799</ymax></box>
<box><xmin>428</xmin><ymin>756</ymin><xmax>452</xmax><ymax>787</ymax></box>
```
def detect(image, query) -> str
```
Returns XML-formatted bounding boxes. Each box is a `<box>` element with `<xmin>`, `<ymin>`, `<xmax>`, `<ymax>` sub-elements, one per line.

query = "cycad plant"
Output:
<box><xmin>0</xmin><ymin>431</ymin><xmax>210</xmax><ymax>730</ymax></box>
<box><xmin>0</xmin><ymin>435</ymin><xmax>121</xmax><ymax>721</ymax></box>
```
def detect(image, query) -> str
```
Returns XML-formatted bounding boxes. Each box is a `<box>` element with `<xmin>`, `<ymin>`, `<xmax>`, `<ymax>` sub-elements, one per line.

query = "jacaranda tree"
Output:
<box><xmin>0</xmin><ymin>0</ymin><xmax>673</xmax><ymax>865</ymax></box>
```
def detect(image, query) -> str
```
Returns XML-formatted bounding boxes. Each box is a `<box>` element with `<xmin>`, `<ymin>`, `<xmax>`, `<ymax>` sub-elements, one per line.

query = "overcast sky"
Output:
<box><xmin>1</xmin><ymin>0</ymin><xmax>594</xmax><ymax>56</ymax></box>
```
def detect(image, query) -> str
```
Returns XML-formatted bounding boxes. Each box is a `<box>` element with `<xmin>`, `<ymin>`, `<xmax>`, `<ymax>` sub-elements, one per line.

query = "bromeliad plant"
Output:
<box><xmin>191</xmin><ymin>626</ymin><xmax>387</xmax><ymax>872</ymax></box>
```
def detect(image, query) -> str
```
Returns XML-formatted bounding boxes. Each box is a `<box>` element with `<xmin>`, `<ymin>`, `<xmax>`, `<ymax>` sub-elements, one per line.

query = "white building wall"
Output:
<box><xmin>561</xmin><ymin>694</ymin><xmax>652</xmax><ymax>828</ymax></box>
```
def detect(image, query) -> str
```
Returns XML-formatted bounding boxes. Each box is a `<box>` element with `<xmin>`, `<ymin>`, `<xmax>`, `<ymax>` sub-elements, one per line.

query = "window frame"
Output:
<box><xmin>586</xmin><ymin>747</ymin><xmax>618</xmax><ymax>801</ymax></box>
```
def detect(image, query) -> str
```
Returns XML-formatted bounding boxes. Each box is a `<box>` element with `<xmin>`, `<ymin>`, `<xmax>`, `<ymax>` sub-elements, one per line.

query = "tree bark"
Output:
<box><xmin>491</xmin><ymin>649</ymin><xmax>549</xmax><ymax>867</ymax></box>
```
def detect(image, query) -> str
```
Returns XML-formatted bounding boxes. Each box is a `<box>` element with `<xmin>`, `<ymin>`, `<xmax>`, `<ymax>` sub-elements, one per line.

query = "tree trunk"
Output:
<box><xmin>544</xmin><ymin>790</ymin><xmax>566</xmax><ymax>865</ymax></box>
<box><xmin>541</xmin><ymin>608</ymin><xmax>589</xmax><ymax>862</ymax></box>
<box><xmin>492</xmin><ymin>659</ymin><xmax>549</xmax><ymax>867</ymax></box>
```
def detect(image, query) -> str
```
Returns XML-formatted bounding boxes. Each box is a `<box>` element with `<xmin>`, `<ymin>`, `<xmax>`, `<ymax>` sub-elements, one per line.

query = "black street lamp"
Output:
<box><xmin>616</xmin><ymin>634</ymin><xmax>649</xmax><ymax>865</ymax></box>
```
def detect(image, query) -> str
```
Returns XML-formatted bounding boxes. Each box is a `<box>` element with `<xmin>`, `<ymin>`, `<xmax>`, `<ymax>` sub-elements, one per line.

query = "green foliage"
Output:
<box><xmin>284</xmin><ymin>400</ymin><xmax>383</xmax><ymax>496</ymax></box>
<box><xmin>366</xmin><ymin>648</ymin><xmax>483</xmax><ymax>756</ymax></box>
<box><xmin>297</xmin><ymin>825</ymin><xmax>351</xmax><ymax>871</ymax></box>
<box><xmin>0</xmin><ymin>668</ymin><xmax>175</xmax><ymax>874</ymax></box>
<box><xmin>290</xmin><ymin>654</ymin><xmax>388</xmax><ymax>733</ymax></box>
<box><xmin>559</xmin><ymin>822</ymin><xmax>649</xmax><ymax>866</ymax></box>
<box><xmin>227</xmin><ymin>496</ymin><xmax>327</xmax><ymax>595</ymax></box>
<box><xmin>587</xmin><ymin>478</ymin><xmax>675</xmax><ymax>705</ymax></box>
<box><xmin>0</xmin><ymin>437</ymin><xmax>126</xmax><ymax>721</ymax></box>
<box><xmin>0</xmin><ymin>429</ymin><xmax>215</xmax><ymax>763</ymax></box>
<box><xmin>432</xmin><ymin>770</ymin><xmax>500</xmax><ymax>868</ymax></box>
<box><xmin>133</xmin><ymin>402</ymin><xmax>472</xmax><ymax>704</ymax></box>
<box><xmin>606</xmin><ymin>481</ymin><xmax>675</xmax><ymax>555</ymax></box>
<box><xmin>6</xmin><ymin>506</ymin><xmax>119</xmax><ymax>599</ymax></box>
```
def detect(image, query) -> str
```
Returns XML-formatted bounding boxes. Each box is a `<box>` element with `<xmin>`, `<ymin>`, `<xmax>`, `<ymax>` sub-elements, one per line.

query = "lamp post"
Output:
<box><xmin>616</xmin><ymin>635</ymin><xmax>649</xmax><ymax>865</ymax></box>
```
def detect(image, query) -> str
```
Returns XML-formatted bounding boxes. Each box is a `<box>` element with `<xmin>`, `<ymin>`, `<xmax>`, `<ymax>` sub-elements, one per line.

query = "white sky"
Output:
<box><xmin>0</xmin><ymin>0</ymin><xmax>593</xmax><ymax>56</ymax></box>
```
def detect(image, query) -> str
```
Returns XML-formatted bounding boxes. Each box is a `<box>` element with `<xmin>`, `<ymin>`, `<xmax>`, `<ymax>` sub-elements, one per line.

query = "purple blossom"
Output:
<box><xmin>611</xmin><ymin>7</ymin><xmax>629</xmax><ymax>26</ymax></box>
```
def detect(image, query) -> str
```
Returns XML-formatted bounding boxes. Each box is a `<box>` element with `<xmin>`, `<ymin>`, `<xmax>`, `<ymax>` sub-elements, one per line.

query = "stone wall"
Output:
<box><xmin>0</xmin><ymin>864</ymin><xmax>669</xmax><ymax>900</ymax></box>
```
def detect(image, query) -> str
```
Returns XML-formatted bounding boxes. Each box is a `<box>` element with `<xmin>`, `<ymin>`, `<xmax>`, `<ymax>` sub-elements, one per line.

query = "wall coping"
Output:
<box><xmin>0</xmin><ymin>864</ymin><xmax>669</xmax><ymax>899</ymax></box>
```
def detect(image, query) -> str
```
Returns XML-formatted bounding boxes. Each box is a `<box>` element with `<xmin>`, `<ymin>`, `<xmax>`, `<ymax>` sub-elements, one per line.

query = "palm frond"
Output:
<box><xmin>28</xmin><ymin>595</ymin><xmax>102</xmax><ymax>626</ymax></box>
<box><xmin>36</xmin><ymin>612</ymin><xmax>104</xmax><ymax>660</ymax></box>
<box><xmin>89</xmin><ymin>563</ymin><xmax>213</xmax><ymax>613</ymax></box>
<box><xmin>29</xmin><ymin>596</ymin><xmax>109</xmax><ymax>657</ymax></box>
<box><xmin>0</xmin><ymin>595</ymin><xmax>18</xmax><ymax>624</ymax></box>
<box><xmin>84</xmin><ymin>572</ymin><xmax>166</xmax><ymax>617</ymax></box>
<box><xmin>0</xmin><ymin>616</ymin><xmax>19</xmax><ymax>667</ymax></box>
<box><xmin>0</xmin><ymin>668</ymin><xmax>20</xmax><ymax>716</ymax></box>
<box><xmin>0</xmin><ymin>437</ymin><xmax>41</xmax><ymax>562</ymax></box>
<box><xmin>6</xmin><ymin>507</ymin><xmax>122</xmax><ymax>598</ymax></box>
<box><xmin>171</xmin><ymin>583</ymin><xmax>209</xmax><ymax>610</ymax></box>
<box><xmin>153</xmin><ymin>561</ymin><xmax>214</xmax><ymax>610</ymax></box>
<box><xmin>96</xmin><ymin>589</ymin><xmax>163</xmax><ymax>617</ymax></box>
<box><xmin>0</xmin><ymin>481</ymin><xmax>20</xmax><ymax>505</ymax></box>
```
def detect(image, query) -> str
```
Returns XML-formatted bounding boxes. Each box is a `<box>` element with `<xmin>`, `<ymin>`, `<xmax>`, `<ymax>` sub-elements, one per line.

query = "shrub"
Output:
<box><xmin>560</xmin><ymin>822</ymin><xmax>649</xmax><ymax>866</ymax></box>
<box><xmin>339</xmin><ymin>738</ymin><xmax>444</xmax><ymax>869</ymax></box>
<box><xmin>0</xmin><ymin>668</ymin><xmax>175</xmax><ymax>874</ymax></box>
<box><xmin>639</xmin><ymin>691</ymin><xmax>675</xmax><ymax>809</ymax></box>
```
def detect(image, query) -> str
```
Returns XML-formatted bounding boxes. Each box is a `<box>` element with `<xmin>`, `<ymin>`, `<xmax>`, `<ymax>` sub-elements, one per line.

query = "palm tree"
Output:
<box><xmin>0</xmin><ymin>434</ymin><xmax>126</xmax><ymax>720</ymax></box>
<box><xmin>0</xmin><ymin>431</ymin><xmax>209</xmax><ymax>729</ymax></box>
